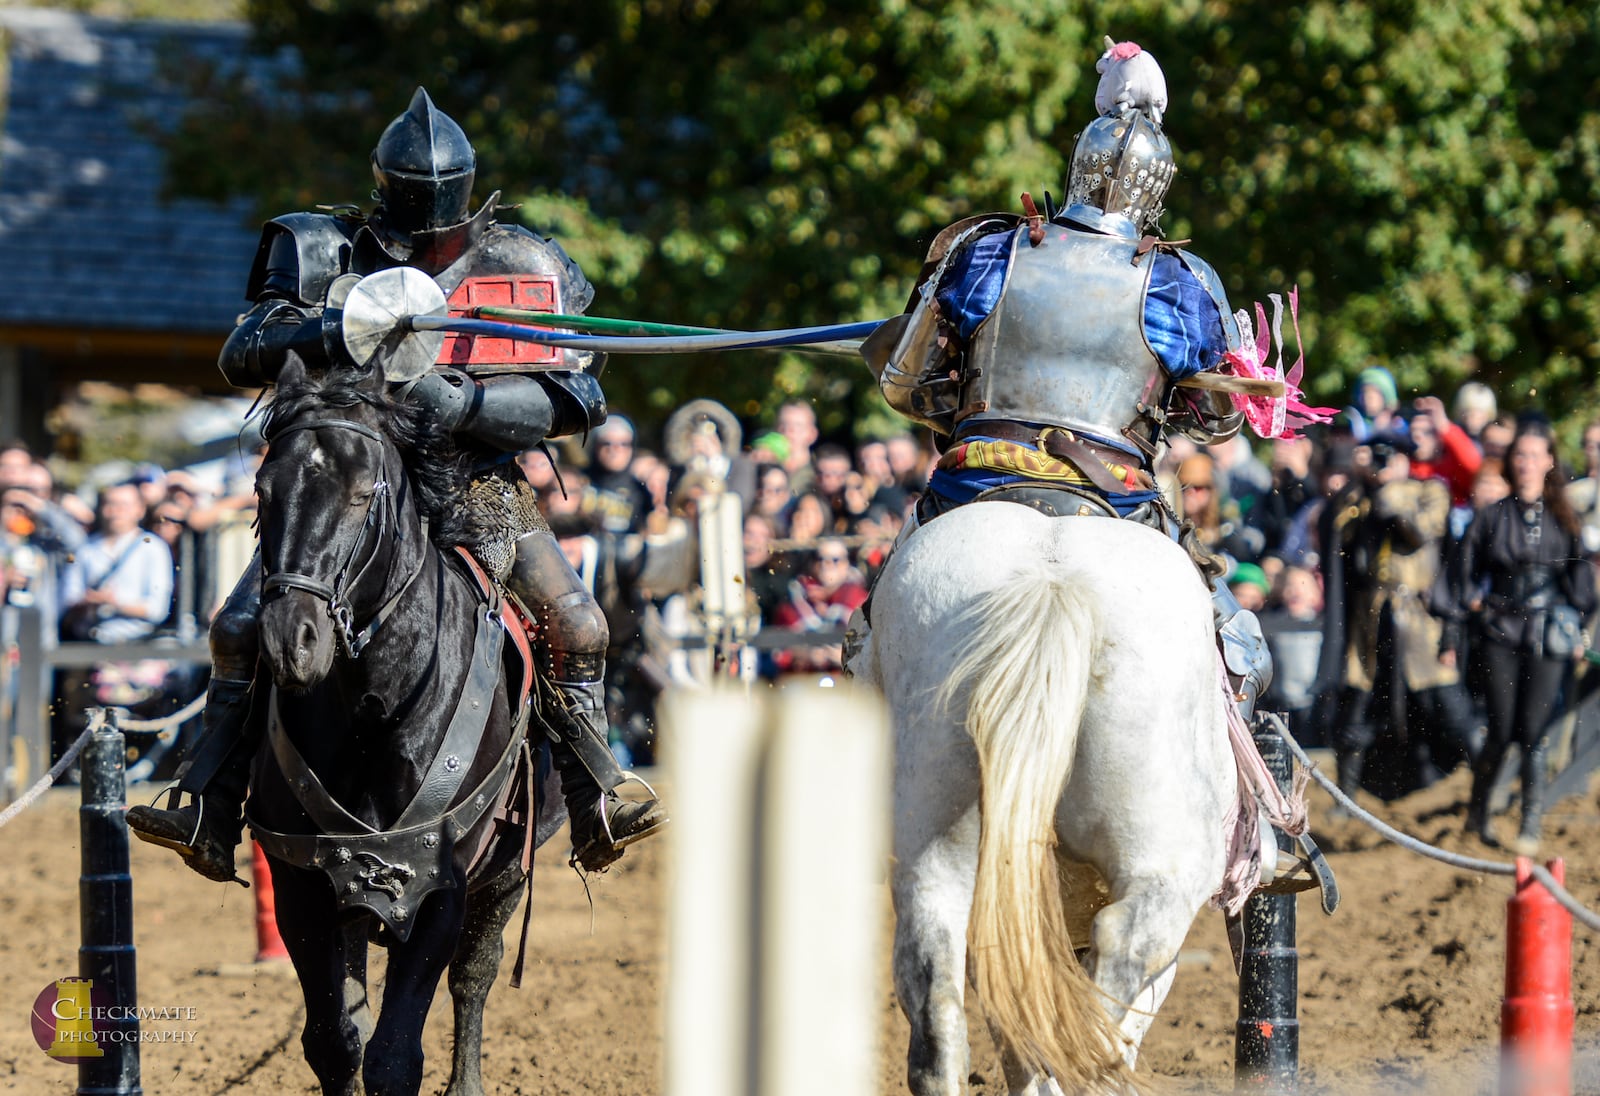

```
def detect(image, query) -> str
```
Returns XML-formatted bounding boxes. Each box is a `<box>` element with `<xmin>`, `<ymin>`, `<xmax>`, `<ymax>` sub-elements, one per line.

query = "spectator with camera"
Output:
<box><xmin>1408</xmin><ymin>395</ymin><xmax>1483</xmax><ymax>538</ymax></box>
<box><xmin>1451</xmin><ymin>418</ymin><xmax>1595</xmax><ymax>854</ymax></box>
<box><xmin>1323</xmin><ymin>431</ymin><xmax>1477</xmax><ymax>801</ymax></box>
<box><xmin>0</xmin><ymin>455</ymin><xmax>86</xmax><ymax>637</ymax></box>
<box><xmin>59</xmin><ymin>481</ymin><xmax>173</xmax><ymax>645</ymax></box>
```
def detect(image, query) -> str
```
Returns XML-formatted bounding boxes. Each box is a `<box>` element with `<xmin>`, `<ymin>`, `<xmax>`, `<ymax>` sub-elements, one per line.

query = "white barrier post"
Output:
<box><xmin>663</xmin><ymin>682</ymin><xmax>889</xmax><ymax>1096</ymax></box>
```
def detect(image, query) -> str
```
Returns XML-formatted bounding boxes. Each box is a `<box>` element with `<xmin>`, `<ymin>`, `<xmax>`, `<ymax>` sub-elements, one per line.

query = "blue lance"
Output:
<box><xmin>337</xmin><ymin>268</ymin><xmax>1286</xmax><ymax>398</ymax></box>
<box><xmin>407</xmin><ymin>314</ymin><xmax>884</xmax><ymax>357</ymax></box>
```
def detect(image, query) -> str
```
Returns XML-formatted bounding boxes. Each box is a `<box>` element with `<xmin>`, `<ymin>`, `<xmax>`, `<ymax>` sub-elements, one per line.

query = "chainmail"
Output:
<box><xmin>463</xmin><ymin>463</ymin><xmax>548</xmax><ymax>580</ymax></box>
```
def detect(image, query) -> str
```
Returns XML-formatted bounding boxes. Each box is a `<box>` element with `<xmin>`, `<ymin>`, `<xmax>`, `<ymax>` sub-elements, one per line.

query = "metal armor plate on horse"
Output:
<box><xmin>962</xmin><ymin>226</ymin><xmax>1162</xmax><ymax>446</ymax></box>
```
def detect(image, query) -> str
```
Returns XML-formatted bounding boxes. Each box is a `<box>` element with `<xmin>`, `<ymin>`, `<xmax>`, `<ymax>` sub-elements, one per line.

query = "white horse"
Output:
<box><xmin>850</xmin><ymin>501</ymin><xmax>1238</xmax><ymax>1095</ymax></box>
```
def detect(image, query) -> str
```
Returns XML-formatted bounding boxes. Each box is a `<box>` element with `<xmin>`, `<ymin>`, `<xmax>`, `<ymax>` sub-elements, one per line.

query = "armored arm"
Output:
<box><xmin>218</xmin><ymin>216</ymin><xmax>357</xmax><ymax>386</ymax></box>
<box><xmin>218</xmin><ymin>298</ymin><xmax>335</xmax><ymax>386</ymax></box>
<box><xmin>1157</xmin><ymin>250</ymin><xmax>1246</xmax><ymax>445</ymax></box>
<box><xmin>405</xmin><ymin>369</ymin><xmax>606</xmax><ymax>451</ymax></box>
<box><xmin>874</xmin><ymin>216</ymin><xmax>1019</xmax><ymax>433</ymax></box>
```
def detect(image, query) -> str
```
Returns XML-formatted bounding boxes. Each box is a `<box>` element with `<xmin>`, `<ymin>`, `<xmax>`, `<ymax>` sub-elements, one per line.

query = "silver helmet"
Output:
<box><xmin>1063</xmin><ymin>40</ymin><xmax>1175</xmax><ymax>237</ymax></box>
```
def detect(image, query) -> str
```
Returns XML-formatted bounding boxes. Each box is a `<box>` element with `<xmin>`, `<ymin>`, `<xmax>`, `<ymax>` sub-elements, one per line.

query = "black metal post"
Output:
<box><xmin>78</xmin><ymin>713</ymin><xmax>141</xmax><ymax>1095</ymax></box>
<box><xmin>1235</xmin><ymin>723</ymin><xmax>1298</xmax><ymax>1091</ymax></box>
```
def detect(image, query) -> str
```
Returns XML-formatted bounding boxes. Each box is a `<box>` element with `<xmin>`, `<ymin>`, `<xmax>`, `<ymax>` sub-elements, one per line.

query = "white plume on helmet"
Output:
<box><xmin>1093</xmin><ymin>36</ymin><xmax>1168</xmax><ymax>124</ymax></box>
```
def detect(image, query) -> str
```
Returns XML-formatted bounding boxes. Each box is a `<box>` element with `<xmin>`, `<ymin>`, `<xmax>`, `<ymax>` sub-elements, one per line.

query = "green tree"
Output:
<box><xmin>164</xmin><ymin>1</ymin><xmax>1600</xmax><ymax>442</ymax></box>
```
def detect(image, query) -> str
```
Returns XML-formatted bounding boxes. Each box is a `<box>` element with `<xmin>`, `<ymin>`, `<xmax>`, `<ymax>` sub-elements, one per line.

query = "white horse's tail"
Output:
<box><xmin>939</xmin><ymin>558</ymin><xmax>1135</xmax><ymax>1091</ymax></box>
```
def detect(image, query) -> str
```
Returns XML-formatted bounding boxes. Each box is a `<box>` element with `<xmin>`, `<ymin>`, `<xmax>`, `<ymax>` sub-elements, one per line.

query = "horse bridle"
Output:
<box><xmin>260</xmin><ymin>417</ymin><xmax>426</xmax><ymax>658</ymax></box>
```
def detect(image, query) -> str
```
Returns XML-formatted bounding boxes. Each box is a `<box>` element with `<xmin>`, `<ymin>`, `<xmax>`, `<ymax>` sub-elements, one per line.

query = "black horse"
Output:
<box><xmin>246</xmin><ymin>357</ymin><xmax>565</xmax><ymax>1096</ymax></box>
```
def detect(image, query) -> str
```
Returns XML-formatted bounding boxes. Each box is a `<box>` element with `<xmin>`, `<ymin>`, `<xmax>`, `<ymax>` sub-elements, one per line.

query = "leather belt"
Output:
<box><xmin>953</xmin><ymin>420</ymin><xmax>1149</xmax><ymax>495</ymax></box>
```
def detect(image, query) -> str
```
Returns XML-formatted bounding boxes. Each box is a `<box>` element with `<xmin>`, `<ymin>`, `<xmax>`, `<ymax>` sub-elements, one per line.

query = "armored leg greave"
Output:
<box><xmin>507</xmin><ymin>528</ymin><xmax>620</xmax><ymax>783</ymax></box>
<box><xmin>506</xmin><ymin>527</ymin><xmax>665</xmax><ymax>870</ymax></box>
<box><xmin>175</xmin><ymin>553</ymin><xmax>264</xmax><ymax>802</ymax></box>
<box><xmin>1211</xmin><ymin>577</ymin><xmax>1273</xmax><ymax>722</ymax></box>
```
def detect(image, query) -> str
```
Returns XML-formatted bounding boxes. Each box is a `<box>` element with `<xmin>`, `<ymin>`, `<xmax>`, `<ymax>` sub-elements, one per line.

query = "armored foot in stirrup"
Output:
<box><xmin>127</xmin><ymin>794</ymin><xmax>248</xmax><ymax>886</ymax></box>
<box><xmin>568</xmin><ymin>779</ymin><xmax>670</xmax><ymax>874</ymax></box>
<box><xmin>550</xmin><ymin>677</ymin><xmax>669</xmax><ymax>872</ymax></box>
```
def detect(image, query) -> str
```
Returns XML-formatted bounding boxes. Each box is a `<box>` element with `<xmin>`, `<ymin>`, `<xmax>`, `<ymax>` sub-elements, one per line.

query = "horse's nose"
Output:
<box><xmin>261</xmin><ymin>597</ymin><xmax>334</xmax><ymax>690</ymax></box>
<box><xmin>292</xmin><ymin>619</ymin><xmax>319</xmax><ymax>670</ymax></box>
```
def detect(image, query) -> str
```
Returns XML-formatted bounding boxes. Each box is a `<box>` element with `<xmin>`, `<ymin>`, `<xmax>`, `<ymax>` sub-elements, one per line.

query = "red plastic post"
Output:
<box><xmin>250</xmin><ymin>840</ymin><xmax>290</xmax><ymax>963</ymax></box>
<box><xmin>1502</xmin><ymin>857</ymin><xmax>1573</xmax><ymax>1096</ymax></box>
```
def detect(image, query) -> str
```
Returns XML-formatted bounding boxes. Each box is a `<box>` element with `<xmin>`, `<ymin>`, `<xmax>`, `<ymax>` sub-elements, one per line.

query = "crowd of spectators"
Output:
<box><xmin>6</xmin><ymin>368</ymin><xmax>1599</xmax><ymax>847</ymax></box>
<box><xmin>1</xmin><ymin>440</ymin><xmax>259</xmax><ymax>778</ymax></box>
<box><xmin>1157</xmin><ymin>371</ymin><xmax>1597</xmax><ymax>854</ymax></box>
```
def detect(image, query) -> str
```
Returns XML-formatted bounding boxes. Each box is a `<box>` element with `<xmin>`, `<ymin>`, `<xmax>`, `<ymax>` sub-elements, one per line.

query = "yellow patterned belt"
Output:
<box><xmin>936</xmin><ymin>437</ymin><xmax>1145</xmax><ymax>489</ymax></box>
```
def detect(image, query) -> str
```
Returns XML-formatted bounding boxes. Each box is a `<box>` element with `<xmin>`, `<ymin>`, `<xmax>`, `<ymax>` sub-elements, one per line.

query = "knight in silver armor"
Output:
<box><xmin>128</xmin><ymin>89</ymin><xmax>665</xmax><ymax>882</ymax></box>
<box><xmin>860</xmin><ymin>39</ymin><xmax>1271</xmax><ymax>717</ymax></box>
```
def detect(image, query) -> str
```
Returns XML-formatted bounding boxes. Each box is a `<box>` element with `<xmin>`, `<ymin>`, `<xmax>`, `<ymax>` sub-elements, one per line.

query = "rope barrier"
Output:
<box><xmin>115</xmin><ymin>690</ymin><xmax>207</xmax><ymax>735</ymax></box>
<box><xmin>1263</xmin><ymin>714</ymin><xmax>1600</xmax><ymax>933</ymax></box>
<box><xmin>0</xmin><ymin>714</ymin><xmax>101</xmax><ymax>830</ymax></box>
<box><xmin>0</xmin><ymin>690</ymin><xmax>206</xmax><ymax>828</ymax></box>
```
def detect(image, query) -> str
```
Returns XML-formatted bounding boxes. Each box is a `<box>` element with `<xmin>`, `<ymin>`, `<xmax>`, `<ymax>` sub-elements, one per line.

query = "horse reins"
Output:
<box><xmin>260</xmin><ymin>417</ymin><xmax>427</xmax><ymax>658</ymax></box>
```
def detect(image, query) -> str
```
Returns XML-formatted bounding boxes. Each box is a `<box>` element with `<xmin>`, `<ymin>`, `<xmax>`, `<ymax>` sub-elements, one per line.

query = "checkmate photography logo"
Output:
<box><xmin>31</xmin><ymin>978</ymin><xmax>106</xmax><ymax>1063</ymax></box>
<box><xmin>31</xmin><ymin>978</ymin><xmax>199</xmax><ymax>1062</ymax></box>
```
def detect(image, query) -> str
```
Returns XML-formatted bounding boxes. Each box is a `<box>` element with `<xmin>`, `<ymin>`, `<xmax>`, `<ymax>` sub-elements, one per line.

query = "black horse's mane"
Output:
<box><xmin>261</xmin><ymin>367</ymin><xmax>477</xmax><ymax>551</ymax></box>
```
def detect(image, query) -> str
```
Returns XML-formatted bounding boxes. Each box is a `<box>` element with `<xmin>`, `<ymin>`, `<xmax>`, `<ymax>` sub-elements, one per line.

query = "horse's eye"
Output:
<box><xmin>351</xmin><ymin>492</ymin><xmax>372</xmax><ymax>507</ymax></box>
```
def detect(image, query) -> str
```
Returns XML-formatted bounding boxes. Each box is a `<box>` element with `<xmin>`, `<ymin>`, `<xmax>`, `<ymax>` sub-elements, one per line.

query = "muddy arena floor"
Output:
<box><xmin>1</xmin><ymin>765</ymin><xmax>1597</xmax><ymax>1095</ymax></box>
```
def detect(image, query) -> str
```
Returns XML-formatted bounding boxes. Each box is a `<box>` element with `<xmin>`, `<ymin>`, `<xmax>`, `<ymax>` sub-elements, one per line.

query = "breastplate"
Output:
<box><xmin>962</xmin><ymin>227</ymin><xmax>1163</xmax><ymax>450</ymax></box>
<box><xmin>352</xmin><ymin>218</ymin><xmax>592</xmax><ymax>376</ymax></box>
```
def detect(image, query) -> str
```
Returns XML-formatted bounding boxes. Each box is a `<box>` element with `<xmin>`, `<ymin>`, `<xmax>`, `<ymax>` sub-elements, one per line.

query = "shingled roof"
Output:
<box><xmin>0</xmin><ymin>10</ymin><xmax>277</xmax><ymax>335</ymax></box>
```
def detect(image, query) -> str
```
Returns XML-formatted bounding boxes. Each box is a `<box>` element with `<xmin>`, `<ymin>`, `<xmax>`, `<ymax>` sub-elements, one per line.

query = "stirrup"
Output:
<box><xmin>599</xmin><ymin>772</ymin><xmax>661</xmax><ymax>843</ymax></box>
<box><xmin>1256</xmin><ymin>831</ymin><xmax>1340</xmax><ymax>914</ymax></box>
<box><xmin>568</xmin><ymin>794</ymin><xmax>668</xmax><ymax>874</ymax></box>
<box><xmin>128</xmin><ymin>792</ymin><xmax>249</xmax><ymax>887</ymax></box>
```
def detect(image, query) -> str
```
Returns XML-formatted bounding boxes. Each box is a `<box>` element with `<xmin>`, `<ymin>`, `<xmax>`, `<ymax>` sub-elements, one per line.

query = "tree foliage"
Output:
<box><xmin>164</xmin><ymin>0</ymin><xmax>1600</xmax><ymax>443</ymax></box>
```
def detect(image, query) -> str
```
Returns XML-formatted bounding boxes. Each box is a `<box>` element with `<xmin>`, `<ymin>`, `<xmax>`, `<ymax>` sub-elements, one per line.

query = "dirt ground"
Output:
<box><xmin>1</xmin><ymin>766</ymin><xmax>1596</xmax><ymax>1095</ymax></box>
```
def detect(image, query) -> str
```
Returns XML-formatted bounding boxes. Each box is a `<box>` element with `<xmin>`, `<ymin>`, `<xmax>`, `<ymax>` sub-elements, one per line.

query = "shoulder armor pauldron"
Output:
<box><xmin>1172</xmin><ymin>248</ymin><xmax>1240</xmax><ymax>350</ymax></box>
<box><xmin>246</xmin><ymin>212</ymin><xmax>363</xmax><ymax>305</ymax></box>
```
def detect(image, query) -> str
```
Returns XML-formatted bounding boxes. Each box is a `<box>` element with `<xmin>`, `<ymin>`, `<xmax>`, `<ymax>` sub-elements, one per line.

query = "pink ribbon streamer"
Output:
<box><xmin>1219</xmin><ymin>287</ymin><xmax>1334</xmax><ymax>441</ymax></box>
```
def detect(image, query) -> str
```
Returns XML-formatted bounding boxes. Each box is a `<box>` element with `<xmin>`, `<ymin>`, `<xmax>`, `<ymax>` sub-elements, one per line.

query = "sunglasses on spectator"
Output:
<box><xmin>817</xmin><ymin>553</ymin><xmax>850</xmax><ymax>564</ymax></box>
<box><xmin>1182</xmin><ymin>483</ymin><xmax>1214</xmax><ymax>493</ymax></box>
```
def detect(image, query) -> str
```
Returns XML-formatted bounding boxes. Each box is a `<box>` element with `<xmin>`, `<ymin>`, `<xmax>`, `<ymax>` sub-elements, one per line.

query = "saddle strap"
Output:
<box><xmin>266</xmin><ymin>691</ymin><xmax>377</xmax><ymax>835</ymax></box>
<box><xmin>509</xmin><ymin>737</ymin><xmax>540</xmax><ymax>990</ymax></box>
<box><xmin>260</xmin><ymin>590</ymin><xmax>505</xmax><ymax>837</ymax></box>
<box><xmin>455</xmin><ymin>546</ymin><xmax>537</xmax><ymax>713</ymax></box>
<box><xmin>396</xmin><ymin>605</ymin><xmax>506</xmax><ymax>828</ymax></box>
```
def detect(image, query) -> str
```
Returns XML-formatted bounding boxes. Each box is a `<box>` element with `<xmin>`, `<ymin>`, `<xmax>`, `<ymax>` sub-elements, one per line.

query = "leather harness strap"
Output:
<box><xmin>450</xmin><ymin>546</ymin><xmax>545</xmax><ymax>987</ymax></box>
<box><xmin>453</xmin><ymin>547</ymin><xmax>537</xmax><ymax>712</ymax></box>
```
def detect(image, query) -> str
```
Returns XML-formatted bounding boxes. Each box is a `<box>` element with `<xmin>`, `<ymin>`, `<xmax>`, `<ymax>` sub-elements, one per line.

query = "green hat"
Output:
<box><xmin>1228</xmin><ymin>561</ymin><xmax>1271</xmax><ymax>595</ymax></box>
<box><xmin>1356</xmin><ymin>367</ymin><xmax>1399</xmax><ymax>409</ymax></box>
<box><xmin>752</xmin><ymin>431</ymin><xmax>790</xmax><ymax>462</ymax></box>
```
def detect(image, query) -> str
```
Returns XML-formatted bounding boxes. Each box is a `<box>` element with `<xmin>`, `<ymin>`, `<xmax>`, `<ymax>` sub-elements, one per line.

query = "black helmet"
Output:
<box><xmin>370</xmin><ymin>87</ymin><xmax>476</xmax><ymax>235</ymax></box>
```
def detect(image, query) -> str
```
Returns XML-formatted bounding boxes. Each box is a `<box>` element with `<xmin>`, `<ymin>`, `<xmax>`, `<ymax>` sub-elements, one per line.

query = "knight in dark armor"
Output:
<box><xmin>128</xmin><ymin>88</ymin><xmax>666</xmax><ymax>881</ymax></box>
<box><xmin>854</xmin><ymin>40</ymin><xmax>1275</xmax><ymax>717</ymax></box>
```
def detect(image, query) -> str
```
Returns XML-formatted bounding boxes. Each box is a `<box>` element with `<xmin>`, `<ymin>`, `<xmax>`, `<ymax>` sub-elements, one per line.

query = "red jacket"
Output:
<box><xmin>771</xmin><ymin>574</ymin><xmax>868</xmax><ymax>672</ymax></box>
<box><xmin>1410</xmin><ymin>421</ymin><xmax>1481</xmax><ymax>507</ymax></box>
